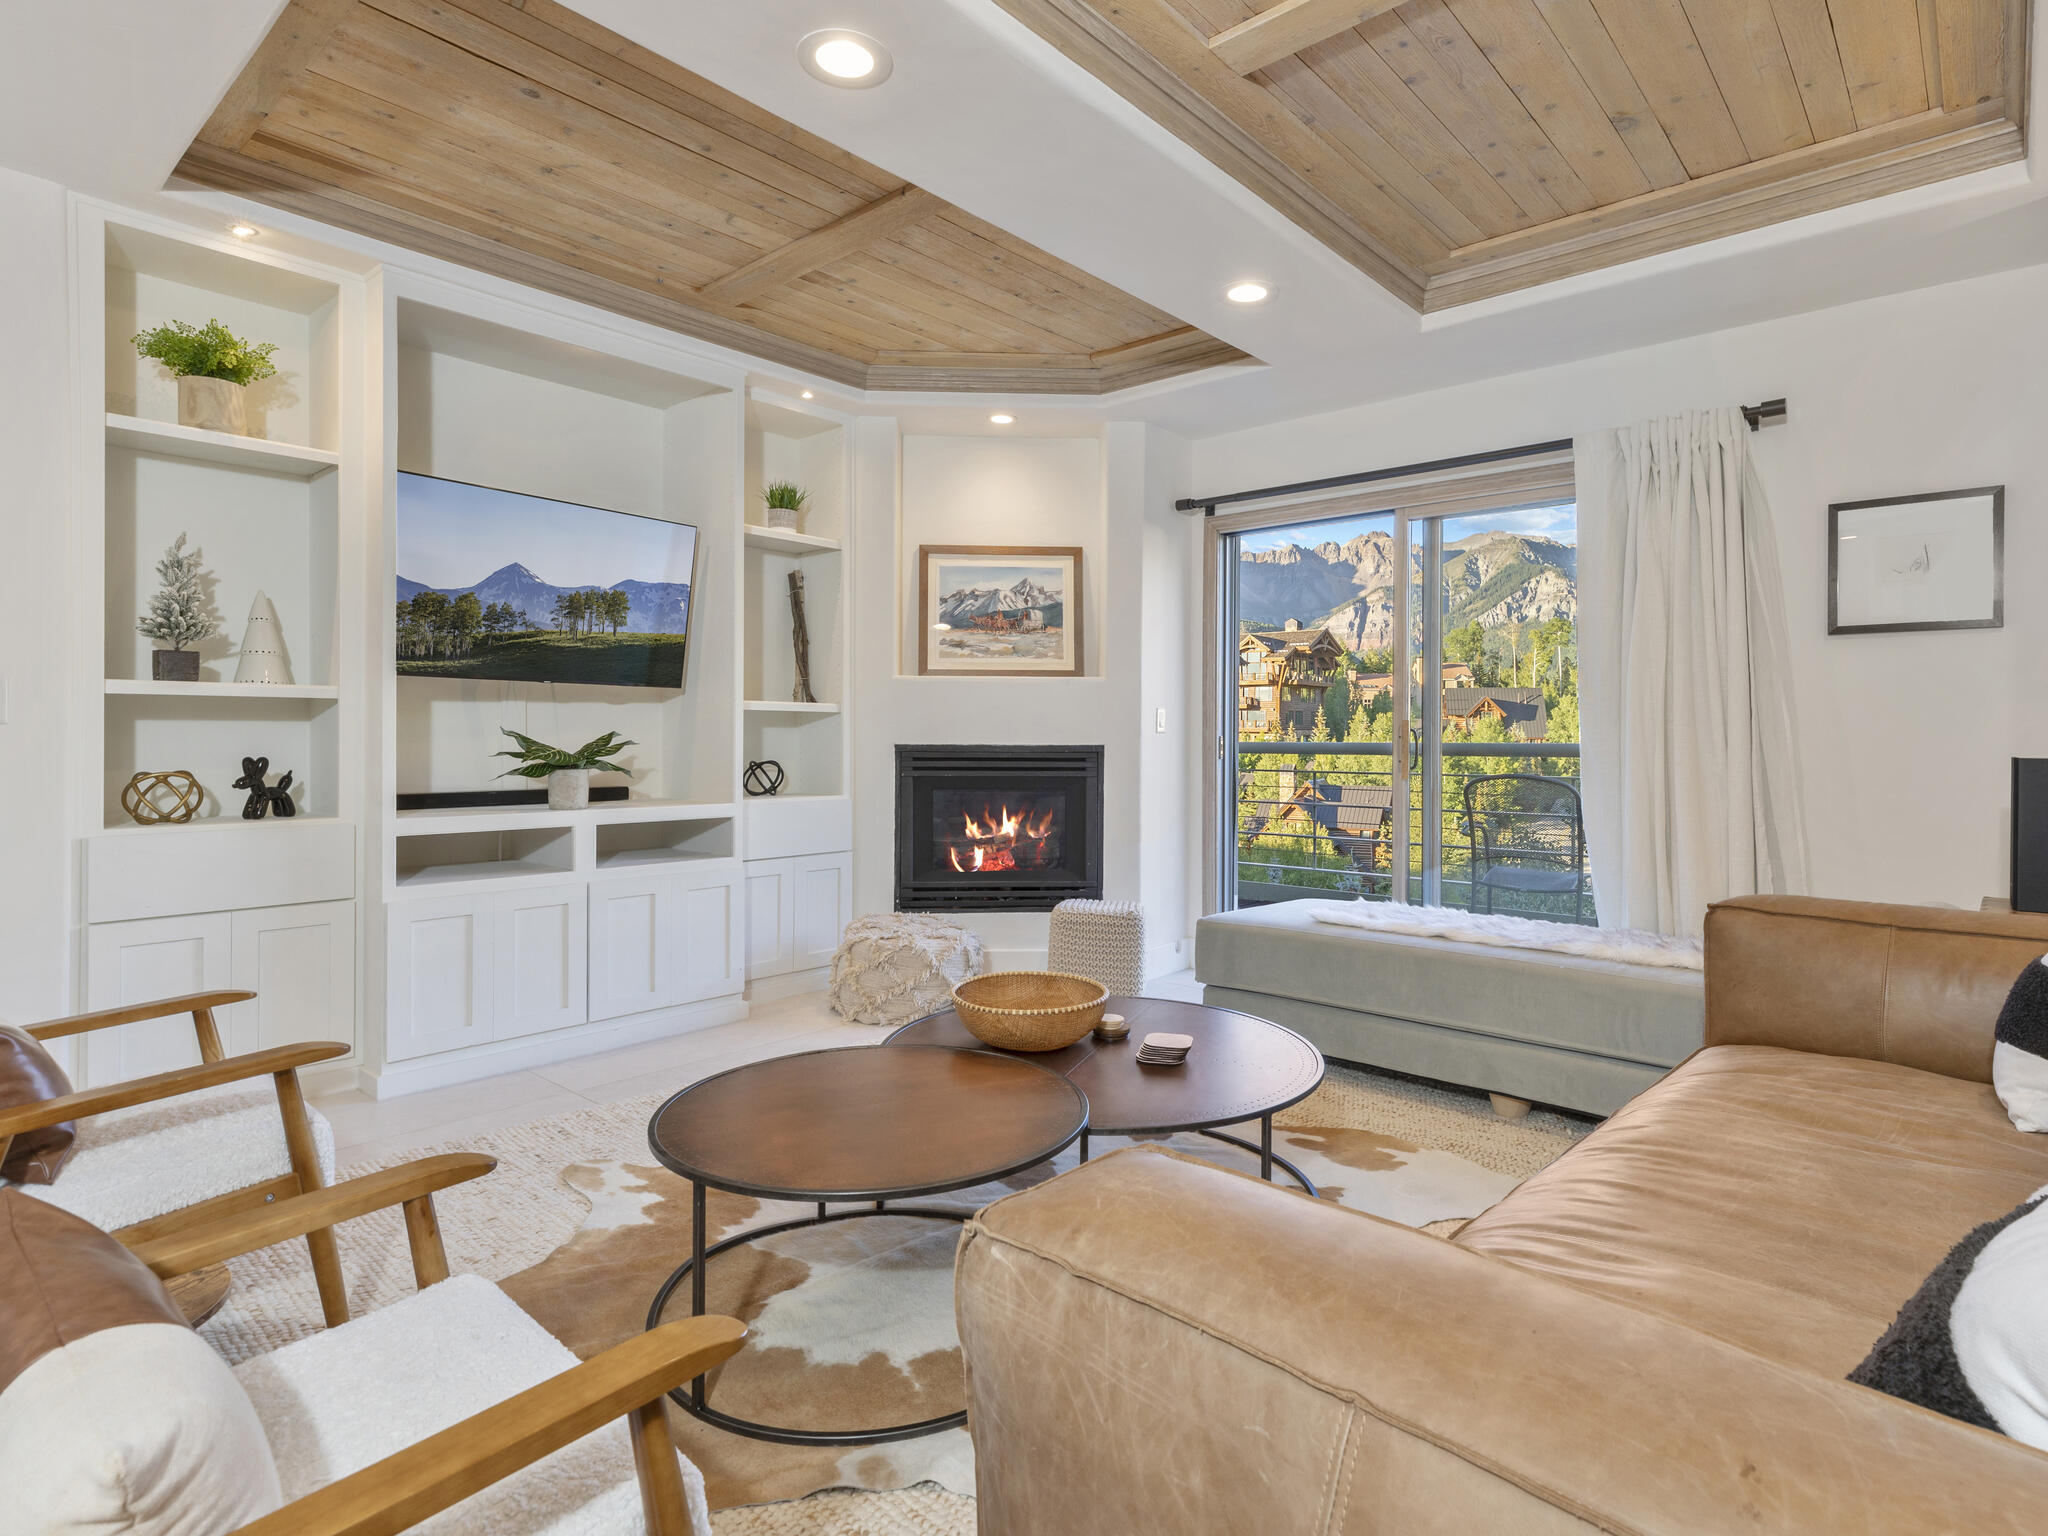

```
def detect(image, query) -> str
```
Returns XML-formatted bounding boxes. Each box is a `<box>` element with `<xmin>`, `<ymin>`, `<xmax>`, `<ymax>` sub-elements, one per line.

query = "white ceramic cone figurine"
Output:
<box><xmin>233</xmin><ymin>591</ymin><xmax>293</xmax><ymax>685</ymax></box>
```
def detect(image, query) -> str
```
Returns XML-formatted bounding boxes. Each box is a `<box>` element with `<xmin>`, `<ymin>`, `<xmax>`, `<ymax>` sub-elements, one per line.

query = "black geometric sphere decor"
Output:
<box><xmin>744</xmin><ymin>760</ymin><xmax>785</xmax><ymax>797</ymax></box>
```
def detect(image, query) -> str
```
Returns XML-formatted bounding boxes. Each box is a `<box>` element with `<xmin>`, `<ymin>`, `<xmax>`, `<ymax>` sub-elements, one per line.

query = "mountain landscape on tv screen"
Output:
<box><xmin>394</xmin><ymin>561</ymin><xmax>693</xmax><ymax>689</ymax></box>
<box><xmin>396</xmin><ymin>563</ymin><xmax>691</xmax><ymax>633</ymax></box>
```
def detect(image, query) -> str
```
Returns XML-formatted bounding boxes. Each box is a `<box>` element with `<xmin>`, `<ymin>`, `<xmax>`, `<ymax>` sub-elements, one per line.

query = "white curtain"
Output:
<box><xmin>1575</xmin><ymin>408</ymin><xmax>1809</xmax><ymax>937</ymax></box>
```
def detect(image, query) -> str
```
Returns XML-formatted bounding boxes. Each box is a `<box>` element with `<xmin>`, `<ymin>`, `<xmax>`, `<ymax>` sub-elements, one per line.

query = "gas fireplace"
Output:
<box><xmin>896</xmin><ymin>745</ymin><xmax>1103</xmax><ymax>912</ymax></box>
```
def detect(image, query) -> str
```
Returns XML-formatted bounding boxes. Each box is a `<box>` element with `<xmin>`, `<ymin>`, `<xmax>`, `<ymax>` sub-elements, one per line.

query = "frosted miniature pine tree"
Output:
<box><xmin>136</xmin><ymin>534</ymin><xmax>219</xmax><ymax>652</ymax></box>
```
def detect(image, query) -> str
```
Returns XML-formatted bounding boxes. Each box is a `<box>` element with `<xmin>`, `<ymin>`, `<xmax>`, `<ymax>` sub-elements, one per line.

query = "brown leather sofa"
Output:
<box><xmin>955</xmin><ymin>896</ymin><xmax>2048</xmax><ymax>1533</ymax></box>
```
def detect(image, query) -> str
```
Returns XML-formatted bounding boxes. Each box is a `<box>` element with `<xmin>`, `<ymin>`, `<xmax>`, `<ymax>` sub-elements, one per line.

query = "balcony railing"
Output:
<box><xmin>1234</xmin><ymin>738</ymin><xmax>1590</xmax><ymax>924</ymax></box>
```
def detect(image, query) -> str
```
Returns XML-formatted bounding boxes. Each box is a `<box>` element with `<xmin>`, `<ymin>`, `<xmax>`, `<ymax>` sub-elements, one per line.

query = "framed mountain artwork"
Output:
<box><xmin>918</xmin><ymin>545</ymin><xmax>1083</xmax><ymax>677</ymax></box>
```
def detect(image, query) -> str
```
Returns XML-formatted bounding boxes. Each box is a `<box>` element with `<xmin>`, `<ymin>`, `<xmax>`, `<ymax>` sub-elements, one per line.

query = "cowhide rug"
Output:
<box><xmin>499</xmin><ymin>1099</ymin><xmax>1549</xmax><ymax>1510</ymax></box>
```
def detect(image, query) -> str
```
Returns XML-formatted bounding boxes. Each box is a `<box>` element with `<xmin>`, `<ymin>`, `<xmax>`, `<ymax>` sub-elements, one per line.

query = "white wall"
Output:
<box><xmin>850</xmin><ymin>423</ymin><xmax>1194</xmax><ymax>969</ymax></box>
<box><xmin>1191</xmin><ymin>264</ymin><xmax>2048</xmax><ymax>911</ymax></box>
<box><xmin>0</xmin><ymin>168</ymin><xmax>76</xmax><ymax>1033</ymax></box>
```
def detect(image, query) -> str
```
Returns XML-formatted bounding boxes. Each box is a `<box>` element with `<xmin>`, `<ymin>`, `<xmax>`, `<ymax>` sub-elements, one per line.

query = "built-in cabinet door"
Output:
<box><xmin>678</xmin><ymin>865</ymin><xmax>744</xmax><ymax>1003</ymax></box>
<box><xmin>82</xmin><ymin>912</ymin><xmax>234</xmax><ymax>1085</ymax></box>
<box><xmin>225</xmin><ymin>901</ymin><xmax>356</xmax><ymax>1057</ymax></box>
<box><xmin>744</xmin><ymin>859</ymin><xmax>795</xmax><ymax>981</ymax></box>
<box><xmin>491</xmin><ymin>883</ymin><xmax>588</xmax><ymax>1041</ymax></box>
<box><xmin>791</xmin><ymin>853</ymin><xmax>852</xmax><ymax>973</ymax></box>
<box><xmin>386</xmin><ymin>895</ymin><xmax>493</xmax><ymax>1063</ymax></box>
<box><xmin>587</xmin><ymin>874</ymin><xmax>677</xmax><ymax>1023</ymax></box>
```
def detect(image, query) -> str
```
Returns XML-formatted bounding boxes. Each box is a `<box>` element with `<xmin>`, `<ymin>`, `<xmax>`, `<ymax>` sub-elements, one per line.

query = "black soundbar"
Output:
<box><xmin>395</xmin><ymin>786</ymin><xmax>630</xmax><ymax>811</ymax></box>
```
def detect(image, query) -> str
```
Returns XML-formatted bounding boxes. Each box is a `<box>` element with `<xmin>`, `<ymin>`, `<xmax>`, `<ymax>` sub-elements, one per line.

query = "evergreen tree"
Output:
<box><xmin>136</xmin><ymin>534</ymin><xmax>218</xmax><ymax>652</ymax></box>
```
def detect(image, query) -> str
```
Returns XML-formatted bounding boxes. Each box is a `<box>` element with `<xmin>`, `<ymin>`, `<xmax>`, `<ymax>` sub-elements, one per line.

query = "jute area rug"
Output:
<box><xmin>203</xmin><ymin>1063</ymin><xmax>1588</xmax><ymax>1534</ymax></box>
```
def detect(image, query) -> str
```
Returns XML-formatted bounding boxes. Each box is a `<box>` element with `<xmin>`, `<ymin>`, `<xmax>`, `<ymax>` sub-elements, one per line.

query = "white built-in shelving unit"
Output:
<box><xmin>737</xmin><ymin>389</ymin><xmax>853</xmax><ymax>999</ymax></box>
<box><xmin>67</xmin><ymin>202</ymin><xmax>857</xmax><ymax>1100</ymax></box>
<box><xmin>71</xmin><ymin>205</ymin><xmax>367</xmax><ymax>1086</ymax></box>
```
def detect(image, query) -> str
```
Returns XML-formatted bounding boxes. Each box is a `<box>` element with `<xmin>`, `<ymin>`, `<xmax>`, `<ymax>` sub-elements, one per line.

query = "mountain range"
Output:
<box><xmin>937</xmin><ymin>576</ymin><xmax>1064</xmax><ymax>625</ymax></box>
<box><xmin>397</xmin><ymin>562</ymin><xmax>691</xmax><ymax>634</ymax></box>
<box><xmin>1239</xmin><ymin>530</ymin><xmax>1575</xmax><ymax>651</ymax></box>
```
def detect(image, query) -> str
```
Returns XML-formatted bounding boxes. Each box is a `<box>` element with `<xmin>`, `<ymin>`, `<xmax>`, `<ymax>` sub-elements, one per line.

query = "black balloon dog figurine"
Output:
<box><xmin>233</xmin><ymin>757</ymin><xmax>297</xmax><ymax>820</ymax></box>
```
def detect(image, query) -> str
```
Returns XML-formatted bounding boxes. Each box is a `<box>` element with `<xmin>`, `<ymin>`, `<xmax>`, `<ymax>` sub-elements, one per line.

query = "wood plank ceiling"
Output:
<box><xmin>172</xmin><ymin>0</ymin><xmax>1251</xmax><ymax>392</ymax></box>
<box><xmin>992</xmin><ymin>0</ymin><xmax>2030</xmax><ymax>309</ymax></box>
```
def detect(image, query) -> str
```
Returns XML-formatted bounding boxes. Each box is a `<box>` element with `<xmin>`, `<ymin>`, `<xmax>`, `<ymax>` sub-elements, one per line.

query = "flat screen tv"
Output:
<box><xmin>395</xmin><ymin>471</ymin><xmax>698</xmax><ymax>689</ymax></box>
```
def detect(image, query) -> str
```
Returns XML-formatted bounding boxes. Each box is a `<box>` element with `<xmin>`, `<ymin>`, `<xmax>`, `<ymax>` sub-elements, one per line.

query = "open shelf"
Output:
<box><xmin>395</xmin><ymin>825</ymin><xmax>577</xmax><ymax>891</ymax></box>
<box><xmin>106</xmin><ymin>414</ymin><xmax>340</xmax><ymax>477</ymax></box>
<box><xmin>105</xmin><ymin>678</ymin><xmax>340</xmax><ymax>700</ymax></box>
<box><xmin>593</xmin><ymin>815</ymin><xmax>736</xmax><ymax>870</ymax></box>
<box><xmin>744</xmin><ymin>524</ymin><xmax>841</xmax><ymax>555</ymax></box>
<box><xmin>743</xmin><ymin>700</ymin><xmax>839</xmax><ymax>714</ymax></box>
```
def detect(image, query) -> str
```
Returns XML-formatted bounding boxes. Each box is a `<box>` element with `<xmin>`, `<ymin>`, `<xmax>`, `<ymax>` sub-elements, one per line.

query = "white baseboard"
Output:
<box><xmin>1145</xmin><ymin>935</ymin><xmax>1192</xmax><ymax>978</ymax></box>
<box><xmin>359</xmin><ymin>995</ymin><xmax>749</xmax><ymax>1099</ymax></box>
<box><xmin>744</xmin><ymin>965</ymin><xmax>831</xmax><ymax>1004</ymax></box>
<box><xmin>985</xmin><ymin>946</ymin><xmax>1049</xmax><ymax>971</ymax></box>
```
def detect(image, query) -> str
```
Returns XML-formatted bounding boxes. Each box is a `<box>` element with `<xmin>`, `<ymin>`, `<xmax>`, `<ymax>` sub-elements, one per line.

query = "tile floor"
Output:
<box><xmin>311</xmin><ymin>970</ymin><xmax>1205</xmax><ymax>1168</ymax></box>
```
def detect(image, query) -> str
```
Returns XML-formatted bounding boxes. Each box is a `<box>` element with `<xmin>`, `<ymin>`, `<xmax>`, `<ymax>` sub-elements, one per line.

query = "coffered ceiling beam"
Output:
<box><xmin>1209</xmin><ymin>0</ymin><xmax>1407</xmax><ymax>76</ymax></box>
<box><xmin>695</xmin><ymin>185</ymin><xmax>946</xmax><ymax>307</ymax></box>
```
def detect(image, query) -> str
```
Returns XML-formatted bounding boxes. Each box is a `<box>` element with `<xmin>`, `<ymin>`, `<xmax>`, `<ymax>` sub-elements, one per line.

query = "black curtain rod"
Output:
<box><xmin>1178</xmin><ymin>397</ymin><xmax>1787</xmax><ymax>514</ymax></box>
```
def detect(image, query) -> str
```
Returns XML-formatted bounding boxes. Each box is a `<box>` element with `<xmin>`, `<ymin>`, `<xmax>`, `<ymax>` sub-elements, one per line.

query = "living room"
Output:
<box><xmin>3</xmin><ymin>2</ymin><xmax>2047</xmax><ymax>1532</ymax></box>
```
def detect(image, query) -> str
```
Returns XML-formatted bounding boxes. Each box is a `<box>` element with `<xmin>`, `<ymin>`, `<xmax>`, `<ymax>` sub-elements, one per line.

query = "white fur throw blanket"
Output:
<box><xmin>1308</xmin><ymin>900</ymin><xmax>1703</xmax><ymax>971</ymax></box>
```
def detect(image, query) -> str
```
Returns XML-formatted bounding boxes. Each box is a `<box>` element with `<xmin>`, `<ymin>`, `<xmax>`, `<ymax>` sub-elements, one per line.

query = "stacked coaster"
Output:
<box><xmin>1136</xmin><ymin>1032</ymin><xmax>1192</xmax><ymax>1067</ymax></box>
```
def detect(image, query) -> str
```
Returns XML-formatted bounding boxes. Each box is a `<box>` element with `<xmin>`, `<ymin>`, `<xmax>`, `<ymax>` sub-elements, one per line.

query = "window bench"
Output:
<box><xmin>1195</xmin><ymin>902</ymin><xmax>1703</xmax><ymax>1116</ymax></box>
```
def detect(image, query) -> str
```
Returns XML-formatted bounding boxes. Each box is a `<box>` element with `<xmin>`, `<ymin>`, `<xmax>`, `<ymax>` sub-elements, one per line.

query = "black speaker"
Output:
<box><xmin>2014</xmin><ymin>759</ymin><xmax>2048</xmax><ymax>913</ymax></box>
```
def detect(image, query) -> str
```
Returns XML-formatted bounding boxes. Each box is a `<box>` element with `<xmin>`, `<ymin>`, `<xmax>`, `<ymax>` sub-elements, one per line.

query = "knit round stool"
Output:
<box><xmin>828</xmin><ymin>913</ymin><xmax>987</xmax><ymax>1027</ymax></box>
<box><xmin>1047</xmin><ymin>899</ymin><xmax>1147</xmax><ymax>996</ymax></box>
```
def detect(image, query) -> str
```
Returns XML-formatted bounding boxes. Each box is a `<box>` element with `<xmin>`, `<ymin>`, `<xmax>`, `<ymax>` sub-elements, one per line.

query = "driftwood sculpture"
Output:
<box><xmin>788</xmin><ymin>571</ymin><xmax>817</xmax><ymax>705</ymax></box>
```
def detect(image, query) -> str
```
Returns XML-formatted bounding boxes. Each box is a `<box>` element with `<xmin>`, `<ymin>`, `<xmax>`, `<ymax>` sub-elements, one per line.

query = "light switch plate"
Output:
<box><xmin>1154</xmin><ymin>707</ymin><xmax>1165</xmax><ymax>732</ymax></box>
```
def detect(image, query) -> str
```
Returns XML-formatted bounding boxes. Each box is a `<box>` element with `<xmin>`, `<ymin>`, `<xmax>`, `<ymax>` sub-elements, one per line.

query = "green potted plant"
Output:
<box><xmin>131</xmin><ymin>318</ymin><xmax>279</xmax><ymax>436</ymax></box>
<box><xmin>762</xmin><ymin>479</ymin><xmax>809</xmax><ymax>532</ymax></box>
<box><xmin>494</xmin><ymin>728</ymin><xmax>636</xmax><ymax>810</ymax></box>
<box><xmin>136</xmin><ymin>534</ymin><xmax>220</xmax><ymax>682</ymax></box>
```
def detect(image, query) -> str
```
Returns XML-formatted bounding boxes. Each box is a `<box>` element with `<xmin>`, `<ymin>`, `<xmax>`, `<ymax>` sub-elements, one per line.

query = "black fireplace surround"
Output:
<box><xmin>896</xmin><ymin>745</ymin><xmax>1104</xmax><ymax>913</ymax></box>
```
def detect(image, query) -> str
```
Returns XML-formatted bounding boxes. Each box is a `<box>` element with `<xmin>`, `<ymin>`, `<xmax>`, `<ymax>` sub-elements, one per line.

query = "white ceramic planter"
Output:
<box><xmin>178</xmin><ymin>376</ymin><xmax>248</xmax><ymax>435</ymax></box>
<box><xmin>547</xmin><ymin>768</ymin><xmax>590</xmax><ymax>810</ymax></box>
<box><xmin>763</xmin><ymin>504</ymin><xmax>801</xmax><ymax>530</ymax></box>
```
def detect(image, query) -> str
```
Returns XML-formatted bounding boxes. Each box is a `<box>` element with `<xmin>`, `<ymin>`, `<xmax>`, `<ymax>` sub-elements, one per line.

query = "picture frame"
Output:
<box><xmin>917</xmin><ymin>545</ymin><xmax>1084</xmax><ymax>676</ymax></box>
<box><xmin>1828</xmin><ymin>486</ymin><xmax>2003</xmax><ymax>636</ymax></box>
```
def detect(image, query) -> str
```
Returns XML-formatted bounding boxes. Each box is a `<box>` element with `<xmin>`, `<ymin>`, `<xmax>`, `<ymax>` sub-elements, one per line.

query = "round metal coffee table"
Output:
<box><xmin>645</xmin><ymin>1044</ymin><xmax>1087</xmax><ymax>1446</ymax></box>
<box><xmin>890</xmin><ymin>996</ymin><xmax>1326</xmax><ymax>1194</ymax></box>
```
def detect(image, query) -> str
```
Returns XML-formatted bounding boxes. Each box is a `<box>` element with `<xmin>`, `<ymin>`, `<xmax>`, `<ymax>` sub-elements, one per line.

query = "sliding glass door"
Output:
<box><xmin>1217</xmin><ymin>494</ymin><xmax>1584</xmax><ymax>921</ymax></box>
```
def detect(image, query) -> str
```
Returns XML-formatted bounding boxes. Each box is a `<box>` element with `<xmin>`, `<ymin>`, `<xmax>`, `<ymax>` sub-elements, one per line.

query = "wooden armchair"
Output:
<box><xmin>132</xmin><ymin>1153</ymin><xmax>744</xmax><ymax>1535</ymax></box>
<box><xmin>0</xmin><ymin>989</ymin><xmax>351</xmax><ymax>1324</ymax></box>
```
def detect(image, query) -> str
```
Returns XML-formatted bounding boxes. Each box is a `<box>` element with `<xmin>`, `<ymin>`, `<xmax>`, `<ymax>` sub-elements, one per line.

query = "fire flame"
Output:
<box><xmin>946</xmin><ymin>802</ymin><xmax>1058</xmax><ymax>874</ymax></box>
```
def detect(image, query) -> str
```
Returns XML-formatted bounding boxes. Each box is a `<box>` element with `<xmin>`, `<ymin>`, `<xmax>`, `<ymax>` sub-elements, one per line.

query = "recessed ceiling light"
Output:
<box><xmin>229</xmin><ymin>224</ymin><xmax>259</xmax><ymax>239</ymax></box>
<box><xmin>1225</xmin><ymin>280</ymin><xmax>1270</xmax><ymax>304</ymax></box>
<box><xmin>800</xmin><ymin>390</ymin><xmax>814</xmax><ymax>399</ymax></box>
<box><xmin>989</xmin><ymin>413</ymin><xmax>1014</xmax><ymax>425</ymax></box>
<box><xmin>800</xmin><ymin>29</ymin><xmax>893</xmax><ymax>87</ymax></box>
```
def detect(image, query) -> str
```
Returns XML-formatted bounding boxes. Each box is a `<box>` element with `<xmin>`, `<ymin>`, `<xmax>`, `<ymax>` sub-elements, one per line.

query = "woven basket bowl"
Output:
<box><xmin>951</xmin><ymin>970</ymin><xmax>1109</xmax><ymax>1052</ymax></box>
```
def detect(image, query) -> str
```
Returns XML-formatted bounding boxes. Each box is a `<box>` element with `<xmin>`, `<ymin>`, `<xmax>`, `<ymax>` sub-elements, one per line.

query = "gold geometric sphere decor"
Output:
<box><xmin>122</xmin><ymin>769</ymin><xmax>203</xmax><ymax>826</ymax></box>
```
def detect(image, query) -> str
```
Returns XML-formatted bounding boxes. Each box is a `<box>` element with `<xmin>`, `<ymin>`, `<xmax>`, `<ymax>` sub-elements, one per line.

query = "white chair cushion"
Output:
<box><xmin>10</xmin><ymin>1083</ymin><xmax>336</xmax><ymax>1232</ymax></box>
<box><xmin>232</xmin><ymin>1274</ymin><xmax>712</xmax><ymax>1536</ymax></box>
<box><xmin>0</xmin><ymin>1322</ymin><xmax>283</xmax><ymax>1535</ymax></box>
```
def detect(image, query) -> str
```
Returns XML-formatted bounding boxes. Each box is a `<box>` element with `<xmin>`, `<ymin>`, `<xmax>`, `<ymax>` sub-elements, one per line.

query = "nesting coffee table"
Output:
<box><xmin>644</xmin><ymin>1043</ymin><xmax>1087</xmax><ymax>1446</ymax></box>
<box><xmin>889</xmin><ymin>995</ymin><xmax>1327</xmax><ymax>1193</ymax></box>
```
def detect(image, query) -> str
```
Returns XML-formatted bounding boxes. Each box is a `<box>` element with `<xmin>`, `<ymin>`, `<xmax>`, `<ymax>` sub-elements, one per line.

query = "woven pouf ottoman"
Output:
<box><xmin>829</xmin><ymin>913</ymin><xmax>987</xmax><ymax>1027</ymax></box>
<box><xmin>1047</xmin><ymin>899</ymin><xmax>1146</xmax><ymax>995</ymax></box>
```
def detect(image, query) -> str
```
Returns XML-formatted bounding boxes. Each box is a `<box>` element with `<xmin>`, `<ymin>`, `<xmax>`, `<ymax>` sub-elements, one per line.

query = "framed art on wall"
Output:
<box><xmin>1829</xmin><ymin>486</ymin><xmax>2003</xmax><ymax>635</ymax></box>
<box><xmin>918</xmin><ymin>545</ymin><xmax>1084</xmax><ymax>676</ymax></box>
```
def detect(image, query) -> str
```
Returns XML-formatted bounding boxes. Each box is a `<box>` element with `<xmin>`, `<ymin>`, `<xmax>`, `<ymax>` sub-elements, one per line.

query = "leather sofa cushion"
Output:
<box><xmin>0</xmin><ymin>1190</ymin><xmax>187</xmax><ymax>1390</ymax></box>
<box><xmin>1456</xmin><ymin>1044</ymin><xmax>2048</xmax><ymax>1376</ymax></box>
<box><xmin>0</xmin><ymin>1024</ymin><xmax>75</xmax><ymax>1184</ymax></box>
